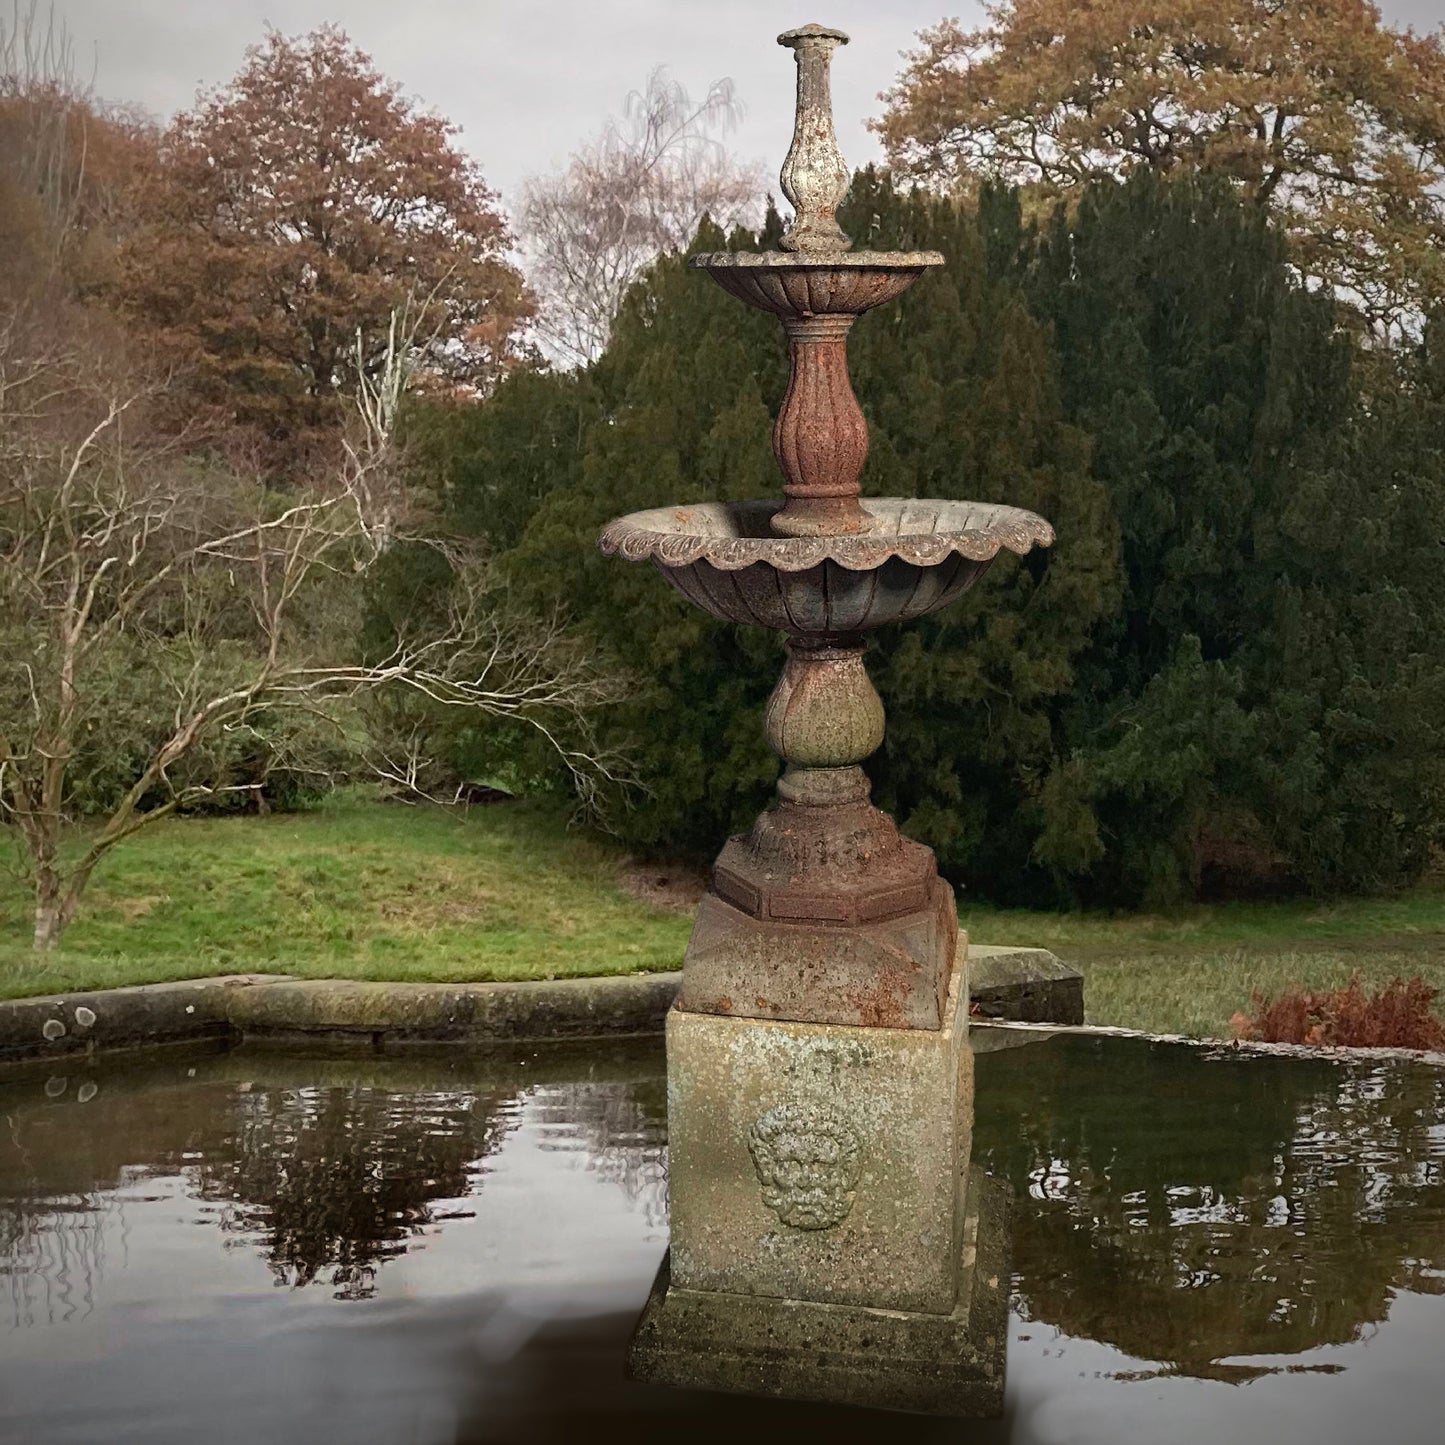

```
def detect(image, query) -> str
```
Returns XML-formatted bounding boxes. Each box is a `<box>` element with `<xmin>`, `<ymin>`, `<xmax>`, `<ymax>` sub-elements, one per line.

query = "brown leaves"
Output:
<box><xmin>1233</xmin><ymin>973</ymin><xmax>1445</xmax><ymax>1050</ymax></box>
<box><xmin>114</xmin><ymin>25</ymin><xmax>533</xmax><ymax>453</ymax></box>
<box><xmin>874</xmin><ymin>0</ymin><xmax>1445</xmax><ymax>330</ymax></box>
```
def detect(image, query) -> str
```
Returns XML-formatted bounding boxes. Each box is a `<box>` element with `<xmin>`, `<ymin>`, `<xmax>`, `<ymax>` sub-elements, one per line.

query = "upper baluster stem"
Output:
<box><xmin>777</xmin><ymin>24</ymin><xmax>852</xmax><ymax>254</ymax></box>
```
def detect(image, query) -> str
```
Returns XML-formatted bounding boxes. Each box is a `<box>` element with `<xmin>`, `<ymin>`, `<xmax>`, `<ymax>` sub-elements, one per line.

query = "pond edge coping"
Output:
<box><xmin>0</xmin><ymin>945</ymin><xmax>1084</xmax><ymax>1071</ymax></box>
<box><xmin>2</xmin><ymin>971</ymin><xmax>1436</xmax><ymax>1073</ymax></box>
<box><xmin>0</xmin><ymin>972</ymin><xmax>683</xmax><ymax>1072</ymax></box>
<box><xmin>972</xmin><ymin>1018</ymin><xmax>1445</xmax><ymax>1069</ymax></box>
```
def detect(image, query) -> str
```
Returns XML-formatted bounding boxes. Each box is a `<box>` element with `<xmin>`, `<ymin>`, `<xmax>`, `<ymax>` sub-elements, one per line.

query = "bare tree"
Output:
<box><xmin>518</xmin><ymin>68</ymin><xmax>766</xmax><ymax>368</ymax></box>
<box><xmin>0</xmin><ymin>300</ymin><xmax>628</xmax><ymax>951</ymax></box>
<box><xmin>0</xmin><ymin>1</ymin><xmax>87</xmax><ymax>243</ymax></box>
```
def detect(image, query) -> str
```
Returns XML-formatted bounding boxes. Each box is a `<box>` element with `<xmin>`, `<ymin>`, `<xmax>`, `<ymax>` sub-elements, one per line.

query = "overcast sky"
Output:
<box><xmin>51</xmin><ymin>1</ymin><xmax>1445</xmax><ymax>216</ymax></box>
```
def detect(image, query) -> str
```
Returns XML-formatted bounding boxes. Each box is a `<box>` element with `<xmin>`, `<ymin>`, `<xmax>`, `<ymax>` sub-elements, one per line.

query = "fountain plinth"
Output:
<box><xmin>601</xmin><ymin>19</ymin><xmax>1051</xmax><ymax>1417</ymax></box>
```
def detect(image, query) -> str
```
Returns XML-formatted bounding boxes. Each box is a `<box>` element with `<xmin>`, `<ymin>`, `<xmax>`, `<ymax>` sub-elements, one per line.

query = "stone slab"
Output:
<box><xmin>665</xmin><ymin>962</ymin><xmax>971</xmax><ymax>1314</ymax></box>
<box><xmin>967</xmin><ymin>944</ymin><xmax>1084</xmax><ymax>1025</ymax></box>
<box><xmin>628</xmin><ymin>1167</ymin><xmax>1010</xmax><ymax>1417</ymax></box>
<box><xmin>227</xmin><ymin>974</ymin><xmax>680</xmax><ymax>1045</ymax></box>
<box><xmin>0</xmin><ymin>975</ymin><xmax>281</xmax><ymax>1067</ymax></box>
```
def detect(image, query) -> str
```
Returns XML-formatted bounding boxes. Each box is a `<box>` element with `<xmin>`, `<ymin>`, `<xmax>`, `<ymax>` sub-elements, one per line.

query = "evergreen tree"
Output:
<box><xmin>405</xmin><ymin>365</ymin><xmax>598</xmax><ymax>556</ymax></box>
<box><xmin>838</xmin><ymin>172</ymin><xmax>1119</xmax><ymax>902</ymax></box>
<box><xmin>501</xmin><ymin>215</ymin><xmax>788</xmax><ymax>850</ymax></box>
<box><xmin>1032</xmin><ymin>173</ymin><xmax>1445</xmax><ymax>901</ymax></box>
<box><xmin>422</xmin><ymin>170</ymin><xmax>1445</xmax><ymax>907</ymax></box>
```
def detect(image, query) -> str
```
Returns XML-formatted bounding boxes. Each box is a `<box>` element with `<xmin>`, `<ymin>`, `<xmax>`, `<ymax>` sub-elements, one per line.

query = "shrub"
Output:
<box><xmin>1232</xmin><ymin>973</ymin><xmax>1445</xmax><ymax>1050</ymax></box>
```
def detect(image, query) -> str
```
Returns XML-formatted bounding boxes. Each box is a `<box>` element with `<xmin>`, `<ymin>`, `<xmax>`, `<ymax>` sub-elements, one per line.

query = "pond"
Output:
<box><xmin>1</xmin><ymin>1032</ymin><xmax>1442</xmax><ymax>1444</ymax></box>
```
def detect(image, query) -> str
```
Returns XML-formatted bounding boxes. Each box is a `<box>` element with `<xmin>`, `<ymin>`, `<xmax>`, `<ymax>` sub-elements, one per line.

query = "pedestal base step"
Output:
<box><xmin>627</xmin><ymin>1168</ymin><xmax>1010</xmax><ymax>1417</ymax></box>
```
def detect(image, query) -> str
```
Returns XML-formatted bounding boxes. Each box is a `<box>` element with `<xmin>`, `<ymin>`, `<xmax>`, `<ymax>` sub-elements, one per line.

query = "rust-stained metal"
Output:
<box><xmin>687</xmin><ymin>255</ymin><xmax>945</xmax><ymax>537</ymax></box>
<box><xmin>690</xmin><ymin>253</ymin><xmax>943</xmax><ymax>316</ymax></box>
<box><xmin>773</xmin><ymin>315</ymin><xmax>870</xmax><ymax>534</ymax></box>
<box><xmin>596</xmin><ymin>20</ymin><xmax>1057</xmax><ymax>1031</ymax></box>
<box><xmin>678</xmin><ymin>880</ymin><xmax>957</xmax><ymax>1031</ymax></box>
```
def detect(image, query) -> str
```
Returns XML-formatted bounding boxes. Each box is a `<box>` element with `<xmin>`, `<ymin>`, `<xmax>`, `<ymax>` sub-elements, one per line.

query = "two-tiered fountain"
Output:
<box><xmin>600</xmin><ymin>22</ymin><xmax>1054</xmax><ymax>1417</ymax></box>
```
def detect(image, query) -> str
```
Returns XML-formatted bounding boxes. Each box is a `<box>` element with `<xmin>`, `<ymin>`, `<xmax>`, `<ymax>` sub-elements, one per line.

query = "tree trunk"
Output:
<box><xmin>33</xmin><ymin>885</ymin><xmax>63</xmax><ymax>951</ymax></box>
<box><xmin>32</xmin><ymin>870</ymin><xmax>78</xmax><ymax>950</ymax></box>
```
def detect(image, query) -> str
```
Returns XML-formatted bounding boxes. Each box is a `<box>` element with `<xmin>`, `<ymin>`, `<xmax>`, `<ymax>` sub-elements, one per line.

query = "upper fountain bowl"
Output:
<box><xmin>598</xmin><ymin>497</ymin><xmax>1053</xmax><ymax>637</ymax></box>
<box><xmin>690</xmin><ymin>252</ymin><xmax>944</xmax><ymax>318</ymax></box>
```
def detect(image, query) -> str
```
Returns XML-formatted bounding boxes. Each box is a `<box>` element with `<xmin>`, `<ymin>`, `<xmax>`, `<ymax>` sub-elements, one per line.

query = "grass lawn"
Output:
<box><xmin>0</xmin><ymin>795</ymin><xmax>692</xmax><ymax>1000</ymax></box>
<box><xmin>2</xmin><ymin>795</ymin><xmax>1444</xmax><ymax>1040</ymax></box>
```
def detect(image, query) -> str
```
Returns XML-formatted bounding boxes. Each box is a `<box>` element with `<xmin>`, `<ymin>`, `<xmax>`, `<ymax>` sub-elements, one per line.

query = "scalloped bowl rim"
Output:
<box><xmin>597</xmin><ymin>498</ymin><xmax>1055</xmax><ymax>574</ymax></box>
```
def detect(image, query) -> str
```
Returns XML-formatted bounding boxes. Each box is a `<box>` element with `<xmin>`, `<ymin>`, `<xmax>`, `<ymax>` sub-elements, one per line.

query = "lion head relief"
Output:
<box><xmin>747</xmin><ymin>1100</ymin><xmax>864</xmax><ymax>1230</ymax></box>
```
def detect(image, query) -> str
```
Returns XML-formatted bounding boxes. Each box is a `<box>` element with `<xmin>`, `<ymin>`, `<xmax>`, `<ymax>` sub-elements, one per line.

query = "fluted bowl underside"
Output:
<box><xmin>690</xmin><ymin>251</ymin><xmax>945</xmax><ymax>316</ymax></box>
<box><xmin>598</xmin><ymin>497</ymin><xmax>1054</xmax><ymax>635</ymax></box>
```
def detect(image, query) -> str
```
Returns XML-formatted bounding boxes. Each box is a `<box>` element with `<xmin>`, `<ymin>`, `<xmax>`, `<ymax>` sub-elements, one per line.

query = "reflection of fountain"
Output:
<box><xmin>601</xmin><ymin>23</ymin><xmax>1051</xmax><ymax>1417</ymax></box>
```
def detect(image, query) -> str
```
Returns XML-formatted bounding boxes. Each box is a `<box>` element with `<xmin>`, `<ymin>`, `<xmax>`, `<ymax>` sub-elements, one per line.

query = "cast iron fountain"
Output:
<box><xmin>600</xmin><ymin>21</ymin><xmax>1054</xmax><ymax>1416</ymax></box>
<box><xmin>601</xmin><ymin>23</ymin><xmax>1052</xmax><ymax>1032</ymax></box>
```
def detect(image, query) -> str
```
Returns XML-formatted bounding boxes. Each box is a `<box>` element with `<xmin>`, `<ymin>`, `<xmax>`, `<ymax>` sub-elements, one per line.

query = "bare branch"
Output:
<box><xmin>518</xmin><ymin>68</ymin><xmax>766</xmax><ymax>367</ymax></box>
<box><xmin>0</xmin><ymin>300</ymin><xmax>632</xmax><ymax>949</ymax></box>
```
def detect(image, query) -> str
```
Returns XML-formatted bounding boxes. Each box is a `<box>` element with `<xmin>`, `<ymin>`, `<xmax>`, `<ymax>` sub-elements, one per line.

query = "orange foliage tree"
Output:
<box><xmin>1</xmin><ymin>3</ymin><xmax>159</xmax><ymax>299</ymax></box>
<box><xmin>117</xmin><ymin>25</ymin><xmax>532</xmax><ymax>448</ymax></box>
<box><xmin>874</xmin><ymin>0</ymin><xmax>1445</xmax><ymax>329</ymax></box>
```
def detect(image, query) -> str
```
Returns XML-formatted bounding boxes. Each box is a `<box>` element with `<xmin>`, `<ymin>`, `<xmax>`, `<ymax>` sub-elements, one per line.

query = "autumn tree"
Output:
<box><xmin>117</xmin><ymin>25</ymin><xmax>531</xmax><ymax>448</ymax></box>
<box><xmin>875</xmin><ymin>0</ymin><xmax>1445</xmax><ymax>329</ymax></box>
<box><xmin>0</xmin><ymin>1</ymin><xmax>158</xmax><ymax>296</ymax></box>
<box><xmin>518</xmin><ymin>69</ymin><xmax>764</xmax><ymax>367</ymax></box>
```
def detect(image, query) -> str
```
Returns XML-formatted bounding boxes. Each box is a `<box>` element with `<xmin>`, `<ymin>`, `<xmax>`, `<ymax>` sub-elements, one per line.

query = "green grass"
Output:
<box><xmin>959</xmin><ymin>897</ymin><xmax>1445</xmax><ymax>1038</ymax></box>
<box><xmin>1072</xmin><ymin>947</ymin><xmax>1445</xmax><ymax>1039</ymax></box>
<box><xmin>2</xmin><ymin>797</ymin><xmax>1444</xmax><ymax>1040</ymax></box>
<box><xmin>0</xmin><ymin>794</ymin><xmax>691</xmax><ymax>1001</ymax></box>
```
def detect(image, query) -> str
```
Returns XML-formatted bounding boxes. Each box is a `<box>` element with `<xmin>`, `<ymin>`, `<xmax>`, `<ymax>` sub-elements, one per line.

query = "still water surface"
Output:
<box><xmin>1</xmin><ymin>1033</ymin><xmax>1442</xmax><ymax>1444</ymax></box>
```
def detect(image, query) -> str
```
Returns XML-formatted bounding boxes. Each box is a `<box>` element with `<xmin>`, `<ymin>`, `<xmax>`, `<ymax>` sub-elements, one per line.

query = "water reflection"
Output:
<box><xmin>973</xmin><ymin>1034</ymin><xmax>1445</xmax><ymax>1378</ymax></box>
<box><xmin>2</xmin><ymin>1033</ymin><xmax>1444</xmax><ymax>1444</ymax></box>
<box><xmin>195</xmin><ymin>1083</ymin><xmax>509</xmax><ymax>1298</ymax></box>
<box><xmin>530</xmin><ymin>1076</ymin><xmax>669</xmax><ymax>1228</ymax></box>
<box><xmin>0</xmin><ymin>1043</ymin><xmax>668</xmax><ymax>1313</ymax></box>
<box><xmin>1</xmin><ymin>1183</ymin><xmax>111</xmax><ymax>1329</ymax></box>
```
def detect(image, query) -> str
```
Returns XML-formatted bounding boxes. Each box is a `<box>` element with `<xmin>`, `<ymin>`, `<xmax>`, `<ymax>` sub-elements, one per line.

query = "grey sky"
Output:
<box><xmin>54</xmin><ymin>1</ymin><xmax>1445</xmax><ymax>218</ymax></box>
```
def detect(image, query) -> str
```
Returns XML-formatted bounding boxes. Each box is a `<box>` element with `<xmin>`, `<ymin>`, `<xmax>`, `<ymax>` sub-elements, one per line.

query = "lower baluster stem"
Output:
<box><xmin>770</xmin><ymin>315</ymin><xmax>872</xmax><ymax>537</ymax></box>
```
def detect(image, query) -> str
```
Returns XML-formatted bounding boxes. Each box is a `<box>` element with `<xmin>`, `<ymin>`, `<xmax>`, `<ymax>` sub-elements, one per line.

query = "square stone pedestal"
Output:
<box><xmin>629</xmin><ymin>1168</ymin><xmax>1010</xmax><ymax>1417</ymax></box>
<box><xmin>629</xmin><ymin>961</ymin><xmax>1009</xmax><ymax>1416</ymax></box>
<box><xmin>665</xmin><ymin>959</ymin><xmax>973</xmax><ymax>1314</ymax></box>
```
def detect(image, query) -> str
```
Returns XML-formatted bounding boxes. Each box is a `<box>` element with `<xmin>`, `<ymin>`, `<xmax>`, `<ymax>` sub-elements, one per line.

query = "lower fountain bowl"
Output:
<box><xmin>597</xmin><ymin>497</ymin><xmax>1054</xmax><ymax>635</ymax></box>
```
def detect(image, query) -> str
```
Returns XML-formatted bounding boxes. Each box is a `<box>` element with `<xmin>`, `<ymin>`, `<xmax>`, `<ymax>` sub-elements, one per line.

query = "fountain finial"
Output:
<box><xmin>777</xmin><ymin>23</ymin><xmax>851</xmax><ymax>253</ymax></box>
